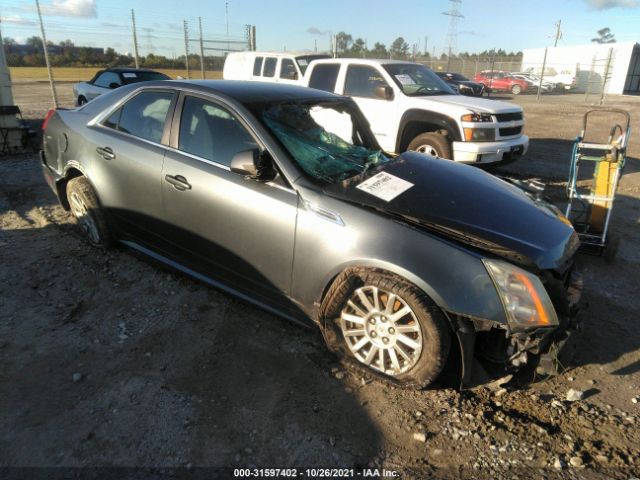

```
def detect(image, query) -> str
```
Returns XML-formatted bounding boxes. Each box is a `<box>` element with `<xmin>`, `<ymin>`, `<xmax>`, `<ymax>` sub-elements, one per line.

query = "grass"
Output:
<box><xmin>9</xmin><ymin>67</ymin><xmax>223</xmax><ymax>83</ymax></box>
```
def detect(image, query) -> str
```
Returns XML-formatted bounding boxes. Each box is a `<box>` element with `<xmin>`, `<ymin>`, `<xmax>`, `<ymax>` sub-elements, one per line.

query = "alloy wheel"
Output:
<box><xmin>415</xmin><ymin>144</ymin><xmax>439</xmax><ymax>157</ymax></box>
<box><xmin>340</xmin><ymin>286</ymin><xmax>423</xmax><ymax>376</ymax></box>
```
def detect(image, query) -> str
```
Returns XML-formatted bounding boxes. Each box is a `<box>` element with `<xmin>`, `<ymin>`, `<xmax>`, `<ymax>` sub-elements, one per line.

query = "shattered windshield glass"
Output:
<box><xmin>262</xmin><ymin>101</ymin><xmax>390</xmax><ymax>183</ymax></box>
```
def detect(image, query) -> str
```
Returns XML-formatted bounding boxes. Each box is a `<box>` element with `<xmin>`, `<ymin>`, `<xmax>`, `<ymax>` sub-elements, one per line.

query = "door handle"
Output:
<box><xmin>164</xmin><ymin>174</ymin><xmax>192</xmax><ymax>191</ymax></box>
<box><xmin>96</xmin><ymin>146</ymin><xmax>115</xmax><ymax>160</ymax></box>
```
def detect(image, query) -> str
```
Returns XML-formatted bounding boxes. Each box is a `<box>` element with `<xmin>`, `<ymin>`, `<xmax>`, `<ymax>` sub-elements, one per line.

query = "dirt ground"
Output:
<box><xmin>1</xmin><ymin>83</ymin><xmax>640</xmax><ymax>479</ymax></box>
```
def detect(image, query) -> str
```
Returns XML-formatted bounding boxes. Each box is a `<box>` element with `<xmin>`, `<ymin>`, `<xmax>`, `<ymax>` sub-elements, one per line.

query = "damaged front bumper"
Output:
<box><xmin>453</xmin><ymin>267</ymin><xmax>583</xmax><ymax>389</ymax></box>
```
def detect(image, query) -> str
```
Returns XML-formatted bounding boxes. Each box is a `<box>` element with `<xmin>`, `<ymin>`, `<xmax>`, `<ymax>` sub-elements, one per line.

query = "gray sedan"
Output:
<box><xmin>73</xmin><ymin>68</ymin><xmax>170</xmax><ymax>106</ymax></box>
<box><xmin>41</xmin><ymin>80</ymin><xmax>582</xmax><ymax>388</ymax></box>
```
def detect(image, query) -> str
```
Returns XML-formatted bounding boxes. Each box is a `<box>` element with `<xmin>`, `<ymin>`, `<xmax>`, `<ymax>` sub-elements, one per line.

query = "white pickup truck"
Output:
<box><xmin>303</xmin><ymin>59</ymin><xmax>529</xmax><ymax>163</ymax></box>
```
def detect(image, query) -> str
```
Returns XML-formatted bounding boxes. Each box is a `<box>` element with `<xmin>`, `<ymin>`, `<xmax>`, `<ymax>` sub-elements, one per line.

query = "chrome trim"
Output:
<box><xmin>303</xmin><ymin>200</ymin><xmax>345</xmax><ymax>226</ymax></box>
<box><xmin>164</xmin><ymin>145</ymin><xmax>232</xmax><ymax>172</ymax></box>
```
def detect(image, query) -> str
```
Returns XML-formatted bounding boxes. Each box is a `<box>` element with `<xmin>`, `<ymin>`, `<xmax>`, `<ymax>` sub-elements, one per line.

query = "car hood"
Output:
<box><xmin>324</xmin><ymin>152</ymin><xmax>579</xmax><ymax>271</ymax></box>
<box><xmin>413</xmin><ymin>94</ymin><xmax>522</xmax><ymax>114</ymax></box>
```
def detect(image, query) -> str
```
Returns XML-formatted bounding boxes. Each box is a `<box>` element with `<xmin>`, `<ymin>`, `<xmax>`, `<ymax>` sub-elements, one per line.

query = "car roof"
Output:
<box><xmin>310</xmin><ymin>58</ymin><xmax>423</xmax><ymax>67</ymax></box>
<box><xmin>228</xmin><ymin>51</ymin><xmax>330</xmax><ymax>59</ymax></box>
<box><xmin>133</xmin><ymin>79</ymin><xmax>344</xmax><ymax>103</ymax></box>
<box><xmin>104</xmin><ymin>67</ymin><xmax>164</xmax><ymax>73</ymax></box>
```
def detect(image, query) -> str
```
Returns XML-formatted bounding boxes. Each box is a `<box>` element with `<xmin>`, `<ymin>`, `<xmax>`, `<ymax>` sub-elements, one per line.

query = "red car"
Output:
<box><xmin>473</xmin><ymin>70</ymin><xmax>531</xmax><ymax>95</ymax></box>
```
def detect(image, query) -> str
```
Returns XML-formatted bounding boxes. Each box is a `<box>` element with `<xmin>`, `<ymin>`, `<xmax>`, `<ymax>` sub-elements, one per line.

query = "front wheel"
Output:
<box><xmin>511</xmin><ymin>84</ymin><xmax>522</xmax><ymax>95</ymax></box>
<box><xmin>67</xmin><ymin>177</ymin><xmax>112</xmax><ymax>248</ymax></box>
<box><xmin>407</xmin><ymin>132</ymin><xmax>453</xmax><ymax>160</ymax></box>
<box><xmin>321</xmin><ymin>270</ymin><xmax>451</xmax><ymax>388</ymax></box>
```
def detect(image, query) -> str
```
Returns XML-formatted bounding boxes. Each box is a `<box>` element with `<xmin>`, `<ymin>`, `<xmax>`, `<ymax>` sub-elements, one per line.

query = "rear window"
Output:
<box><xmin>104</xmin><ymin>91</ymin><xmax>174</xmax><ymax>144</ymax></box>
<box><xmin>309</xmin><ymin>64</ymin><xmax>340</xmax><ymax>92</ymax></box>
<box><xmin>253</xmin><ymin>57</ymin><xmax>263</xmax><ymax>76</ymax></box>
<box><xmin>263</xmin><ymin>57</ymin><xmax>277</xmax><ymax>77</ymax></box>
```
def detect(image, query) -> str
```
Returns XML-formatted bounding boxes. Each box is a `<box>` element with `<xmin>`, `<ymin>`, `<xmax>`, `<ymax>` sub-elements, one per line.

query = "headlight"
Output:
<box><xmin>483</xmin><ymin>259</ymin><xmax>559</xmax><ymax>331</ymax></box>
<box><xmin>463</xmin><ymin>127</ymin><xmax>495</xmax><ymax>142</ymax></box>
<box><xmin>461</xmin><ymin>112</ymin><xmax>493</xmax><ymax>122</ymax></box>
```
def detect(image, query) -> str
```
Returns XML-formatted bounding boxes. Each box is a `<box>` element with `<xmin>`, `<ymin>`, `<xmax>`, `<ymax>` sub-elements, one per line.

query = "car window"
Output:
<box><xmin>308</xmin><ymin>64</ymin><xmax>340</xmax><ymax>92</ymax></box>
<box><xmin>107</xmin><ymin>91</ymin><xmax>174</xmax><ymax>143</ymax></box>
<box><xmin>344</xmin><ymin>65</ymin><xmax>389</xmax><ymax>99</ymax></box>
<box><xmin>253</xmin><ymin>57</ymin><xmax>264</xmax><ymax>76</ymax></box>
<box><xmin>263</xmin><ymin>57</ymin><xmax>277</xmax><ymax>78</ymax></box>
<box><xmin>178</xmin><ymin>96</ymin><xmax>258</xmax><ymax>167</ymax></box>
<box><xmin>94</xmin><ymin>71</ymin><xmax>122</xmax><ymax>88</ymax></box>
<box><xmin>280</xmin><ymin>59</ymin><xmax>298</xmax><ymax>80</ymax></box>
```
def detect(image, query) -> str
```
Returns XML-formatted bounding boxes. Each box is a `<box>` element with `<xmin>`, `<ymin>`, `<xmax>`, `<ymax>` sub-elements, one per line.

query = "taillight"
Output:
<box><xmin>42</xmin><ymin>109</ymin><xmax>56</xmax><ymax>131</ymax></box>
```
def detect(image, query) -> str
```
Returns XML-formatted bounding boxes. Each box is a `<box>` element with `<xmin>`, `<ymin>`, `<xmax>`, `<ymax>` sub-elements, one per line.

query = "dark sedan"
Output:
<box><xmin>41</xmin><ymin>80</ymin><xmax>582</xmax><ymax>388</ymax></box>
<box><xmin>436</xmin><ymin>72</ymin><xmax>486</xmax><ymax>96</ymax></box>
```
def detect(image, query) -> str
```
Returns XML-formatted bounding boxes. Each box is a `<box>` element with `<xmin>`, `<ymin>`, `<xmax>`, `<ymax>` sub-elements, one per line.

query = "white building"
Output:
<box><xmin>521</xmin><ymin>42</ymin><xmax>640</xmax><ymax>95</ymax></box>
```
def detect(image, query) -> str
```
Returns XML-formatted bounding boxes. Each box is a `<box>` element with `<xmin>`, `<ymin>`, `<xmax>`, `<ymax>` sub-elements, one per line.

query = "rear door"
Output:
<box><xmin>160</xmin><ymin>93</ymin><xmax>298</xmax><ymax>310</ymax></box>
<box><xmin>88</xmin><ymin>89</ymin><xmax>176</xmax><ymax>244</ymax></box>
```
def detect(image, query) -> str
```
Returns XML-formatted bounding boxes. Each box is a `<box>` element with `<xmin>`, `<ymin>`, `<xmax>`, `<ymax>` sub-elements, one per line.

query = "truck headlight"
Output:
<box><xmin>483</xmin><ymin>259</ymin><xmax>558</xmax><ymax>331</ymax></box>
<box><xmin>461</xmin><ymin>112</ymin><xmax>493</xmax><ymax>122</ymax></box>
<box><xmin>464</xmin><ymin>128</ymin><xmax>495</xmax><ymax>141</ymax></box>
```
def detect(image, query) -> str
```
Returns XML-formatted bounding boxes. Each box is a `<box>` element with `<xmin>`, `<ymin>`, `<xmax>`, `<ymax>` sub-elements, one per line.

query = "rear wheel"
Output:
<box><xmin>67</xmin><ymin>177</ymin><xmax>112</xmax><ymax>248</ymax></box>
<box><xmin>407</xmin><ymin>132</ymin><xmax>453</xmax><ymax>160</ymax></box>
<box><xmin>511</xmin><ymin>84</ymin><xmax>522</xmax><ymax>95</ymax></box>
<box><xmin>321</xmin><ymin>269</ymin><xmax>451</xmax><ymax>388</ymax></box>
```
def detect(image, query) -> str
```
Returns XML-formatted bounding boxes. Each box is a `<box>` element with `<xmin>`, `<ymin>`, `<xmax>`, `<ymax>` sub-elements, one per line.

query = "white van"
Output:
<box><xmin>223</xmin><ymin>51</ymin><xmax>330</xmax><ymax>85</ymax></box>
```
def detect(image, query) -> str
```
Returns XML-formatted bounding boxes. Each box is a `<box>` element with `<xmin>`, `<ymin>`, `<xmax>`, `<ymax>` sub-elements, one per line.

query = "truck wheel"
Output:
<box><xmin>511</xmin><ymin>84</ymin><xmax>522</xmax><ymax>95</ymax></box>
<box><xmin>321</xmin><ymin>269</ymin><xmax>451</xmax><ymax>388</ymax></box>
<box><xmin>67</xmin><ymin>177</ymin><xmax>112</xmax><ymax>248</ymax></box>
<box><xmin>407</xmin><ymin>132</ymin><xmax>453</xmax><ymax>160</ymax></box>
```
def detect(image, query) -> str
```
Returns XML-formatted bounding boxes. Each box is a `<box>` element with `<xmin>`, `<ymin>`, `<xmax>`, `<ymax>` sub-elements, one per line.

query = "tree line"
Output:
<box><xmin>3</xmin><ymin>34</ymin><xmax>523</xmax><ymax>69</ymax></box>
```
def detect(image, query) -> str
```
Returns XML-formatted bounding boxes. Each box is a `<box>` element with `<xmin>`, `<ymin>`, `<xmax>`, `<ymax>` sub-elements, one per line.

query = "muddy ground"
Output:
<box><xmin>1</xmin><ymin>83</ymin><xmax>639</xmax><ymax>479</ymax></box>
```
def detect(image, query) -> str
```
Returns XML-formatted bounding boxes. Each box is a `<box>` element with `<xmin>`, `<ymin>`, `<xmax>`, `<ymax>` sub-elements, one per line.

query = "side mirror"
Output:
<box><xmin>109</xmin><ymin>82</ymin><xmax>120</xmax><ymax>89</ymax></box>
<box><xmin>230</xmin><ymin>149</ymin><xmax>277</xmax><ymax>181</ymax></box>
<box><xmin>374</xmin><ymin>86</ymin><xmax>394</xmax><ymax>101</ymax></box>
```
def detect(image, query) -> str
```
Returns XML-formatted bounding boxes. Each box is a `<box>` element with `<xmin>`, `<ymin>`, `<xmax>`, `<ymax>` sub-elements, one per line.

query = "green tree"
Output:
<box><xmin>350</xmin><ymin>38</ymin><xmax>367</xmax><ymax>57</ymax></box>
<box><xmin>26</xmin><ymin>36</ymin><xmax>43</xmax><ymax>52</ymax></box>
<box><xmin>335</xmin><ymin>31</ymin><xmax>353</xmax><ymax>53</ymax></box>
<box><xmin>390</xmin><ymin>37</ymin><xmax>409</xmax><ymax>59</ymax></box>
<box><xmin>592</xmin><ymin>27</ymin><xmax>615</xmax><ymax>44</ymax></box>
<box><xmin>369</xmin><ymin>42</ymin><xmax>388</xmax><ymax>58</ymax></box>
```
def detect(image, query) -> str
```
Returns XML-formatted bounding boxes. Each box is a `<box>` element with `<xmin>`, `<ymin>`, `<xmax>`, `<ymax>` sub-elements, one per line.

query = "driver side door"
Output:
<box><xmin>340</xmin><ymin>64</ymin><xmax>398</xmax><ymax>152</ymax></box>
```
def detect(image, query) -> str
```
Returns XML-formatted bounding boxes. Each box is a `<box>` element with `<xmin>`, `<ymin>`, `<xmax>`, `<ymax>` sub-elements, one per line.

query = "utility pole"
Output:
<box><xmin>131</xmin><ymin>9</ymin><xmax>139</xmax><ymax>69</ymax></box>
<box><xmin>424</xmin><ymin>36</ymin><xmax>428</xmax><ymax>57</ymax></box>
<box><xmin>251</xmin><ymin>25</ymin><xmax>256</xmax><ymax>50</ymax></box>
<box><xmin>553</xmin><ymin>19</ymin><xmax>562</xmax><ymax>48</ymax></box>
<box><xmin>35</xmin><ymin>0</ymin><xmax>58</xmax><ymax>108</ymax></box>
<box><xmin>442</xmin><ymin>0</ymin><xmax>464</xmax><ymax>56</ymax></box>
<box><xmin>225</xmin><ymin>1</ymin><xmax>230</xmax><ymax>54</ymax></box>
<box><xmin>183</xmin><ymin>20</ymin><xmax>190</xmax><ymax>79</ymax></box>
<box><xmin>198</xmin><ymin>17</ymin><xmax>205</xmax><ymax>79</ymax></box>
<box><xmin>537</xmin><ymin>48</ymin><xmax>548</xmax><ymax>101</ymax></box>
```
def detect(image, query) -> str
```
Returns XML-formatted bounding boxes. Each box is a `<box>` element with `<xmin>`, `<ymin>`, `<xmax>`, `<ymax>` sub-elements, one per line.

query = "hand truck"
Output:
<box><xmin>565</xmin><ymin>108</ymin><xmax>630</xmax><ymax>262</ymax></box>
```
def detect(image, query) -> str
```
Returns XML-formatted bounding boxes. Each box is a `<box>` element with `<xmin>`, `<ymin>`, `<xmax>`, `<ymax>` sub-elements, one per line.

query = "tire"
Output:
<box><xmin>407</xmin><ymin>132</ymin><xmax>453</xmax><ymax>160</ymax></box>
<box><xmin>77</xmin><ymin>96</ymin><xmax>87</xmax><ymax>106</ymax></box>
<box><xmin>511</xmin><ymin>84</ymin><xmax>522</xmax><ymax>95</ymax></box>
<box><xmin>320</xmin><ymin>268</ymin><xmax>451</xmax><ymax>388</ymax></box>
<box><xmin>66</xmin><ymin>177</ymin><xmax>112</xmax><ymax>248</ymax></box>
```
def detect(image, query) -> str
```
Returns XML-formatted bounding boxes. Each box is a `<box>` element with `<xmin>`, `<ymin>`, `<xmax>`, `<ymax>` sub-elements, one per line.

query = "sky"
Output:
<box><xmin>0</xmin><ymin>0</ymin><xmax>639</xmax><ymax>58</ymax></box>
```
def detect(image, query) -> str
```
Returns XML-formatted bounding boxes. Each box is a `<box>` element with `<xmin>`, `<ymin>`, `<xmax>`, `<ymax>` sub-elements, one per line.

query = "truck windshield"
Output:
<box><xmin>383</xmin><ymin>64</ymin><xmax>455</xmax><ymax>96</ymax></box>
<box><xmin>262</xmin><ymin>100</ymin><xmax>390</xmax><ymax>183</ymax></box>
<box><xmin>295</xmin><ymin>55</ymin><xmax>330</xmax><ymax>75</ymax></box>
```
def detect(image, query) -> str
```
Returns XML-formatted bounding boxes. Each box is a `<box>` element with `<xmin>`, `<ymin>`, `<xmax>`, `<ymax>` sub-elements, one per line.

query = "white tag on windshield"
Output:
<box><xmin>356</xmin><ymin>172</ymin><xmax>413</xmax><ymax>201</ymax></box>
<box><xmin>394</xmin><ymin>74</ymin><xmax>414</xmax><ymax>85</ymax></box>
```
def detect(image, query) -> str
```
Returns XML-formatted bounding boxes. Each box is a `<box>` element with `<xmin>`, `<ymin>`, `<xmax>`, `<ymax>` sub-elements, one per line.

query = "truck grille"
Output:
<box><xmin>495</xmin><ymin>112</ymin><xmax>523</xmax><ymax>122</ymax></box>
<box><xmin>499</xmin><ymin>126</ymin><xmax>522</xmax><ymax>136</ymax></box>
